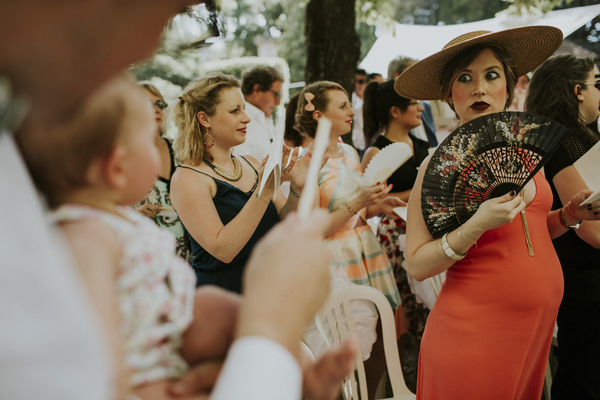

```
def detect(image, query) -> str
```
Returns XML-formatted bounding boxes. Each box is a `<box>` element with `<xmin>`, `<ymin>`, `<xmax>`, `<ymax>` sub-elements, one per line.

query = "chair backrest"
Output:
<box><xmin>315</xmin><ymin>285</ymin><xmax>415</xmax><ymax>400</ymax></box>
<box><xmin>429</xmin><ymin>271</ymin><xmax>446</xmax><ymax>297</ymax></box>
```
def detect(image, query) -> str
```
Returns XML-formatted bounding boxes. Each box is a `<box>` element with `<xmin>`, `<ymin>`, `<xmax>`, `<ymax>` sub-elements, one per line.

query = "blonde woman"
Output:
<box><xmin>170</xmin><ymin>73</ymin><xmax>304</xmax><ymax>294</ymax></box>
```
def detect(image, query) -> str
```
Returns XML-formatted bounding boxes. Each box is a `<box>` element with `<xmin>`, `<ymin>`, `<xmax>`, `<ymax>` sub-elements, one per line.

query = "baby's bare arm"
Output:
<box><xmin>180</xmin><ymin>286</ymin><xmax>240</xmax><ymax>364</ymax></box>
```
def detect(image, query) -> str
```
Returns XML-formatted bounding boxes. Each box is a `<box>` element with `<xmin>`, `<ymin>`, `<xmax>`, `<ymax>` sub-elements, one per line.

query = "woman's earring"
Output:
<box><xmin>203</xmin><ymin>131</ymin><xmax>215</xmax><ymax>149</ymax></box>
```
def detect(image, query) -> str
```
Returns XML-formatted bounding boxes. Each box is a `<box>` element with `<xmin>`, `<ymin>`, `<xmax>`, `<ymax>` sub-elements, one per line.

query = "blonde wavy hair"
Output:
<box><xmin>137</xmin><ymin>81</ymin><xmax>164</xmax><ymax>101</ymax></box>
<box><xmin>172</xmin><ymin>73</ymin><xmax>241</xmax><ymax>164</ymax></box>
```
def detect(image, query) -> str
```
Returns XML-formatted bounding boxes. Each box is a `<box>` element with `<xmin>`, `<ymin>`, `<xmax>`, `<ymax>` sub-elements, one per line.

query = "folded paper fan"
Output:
<box><xmin>581</xmin><ymin>188</ymin><xmax>600</xmax><ymax>206</ymax></box>
<box><xmin>393</xmin><ymin>206</ymin><xmax>408</xmax><ymax>221</ymax></box>
<box><xmin>363</xmin><ymin>142</ymin><xmax>412</xmax><ymax>184</ymax></box>
<box><xmin>422</xmin><ymin>112</ymin><xmax>568</xmax><ymax>239</ymax></box>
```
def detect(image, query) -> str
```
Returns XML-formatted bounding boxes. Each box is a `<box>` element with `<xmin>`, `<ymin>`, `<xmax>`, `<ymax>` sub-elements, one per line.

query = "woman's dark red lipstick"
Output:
<box><xmin>471</xmin><ymin>102</ymin><xmax>490</xmax><ymax>111</ymax></box>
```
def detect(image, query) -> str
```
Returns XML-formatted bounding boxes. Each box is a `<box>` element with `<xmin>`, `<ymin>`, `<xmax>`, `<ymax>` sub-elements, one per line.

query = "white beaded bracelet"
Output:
<box><xmin>441</xmin><ymin>232</ymin><xmax>466</xmax><ymax>261</ymax></box>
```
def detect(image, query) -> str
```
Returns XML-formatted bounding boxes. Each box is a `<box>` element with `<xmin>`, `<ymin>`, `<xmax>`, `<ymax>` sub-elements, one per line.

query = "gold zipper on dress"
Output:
<box><xmin>521</xmin><ymin>211</ymin><xmax>534</xmax><ymax>257</ymax></box>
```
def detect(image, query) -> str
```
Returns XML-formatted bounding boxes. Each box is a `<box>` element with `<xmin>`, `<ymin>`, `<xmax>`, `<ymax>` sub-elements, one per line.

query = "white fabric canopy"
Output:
<box><xmin>361</xmin><ymin>4</ymin><xmax>600</xmax><ymax>77</ymax></box>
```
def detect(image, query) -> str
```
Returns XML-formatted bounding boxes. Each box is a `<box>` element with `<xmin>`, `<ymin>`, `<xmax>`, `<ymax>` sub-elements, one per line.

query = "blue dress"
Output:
<box><xmin>178</xmin><ymin>157</ymin><xmax>279</xmax><ymax>293</ymax></box>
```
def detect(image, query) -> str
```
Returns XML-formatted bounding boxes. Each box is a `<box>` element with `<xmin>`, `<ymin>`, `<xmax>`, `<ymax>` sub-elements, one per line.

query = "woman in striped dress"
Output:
<box><xmin>296</xmin><ymin>81</ymin><xmax>404</xmax><ymax>400</ymax></box>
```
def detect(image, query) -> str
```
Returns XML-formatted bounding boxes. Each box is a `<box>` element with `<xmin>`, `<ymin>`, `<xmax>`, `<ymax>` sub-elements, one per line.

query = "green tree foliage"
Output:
<box><xmin>387</xmin><ymin>0</ymin><xmax>507</xmax><ymax>25</ymax></box>
<box><xmin>438</xmin><ymin>0</ymin><xmax>508</xmax><ymax>24</ymax></box>
<box><xmin>130</xmin><ymin>54</ymin><xmax>198</xmax><ymax>88</ymax></box>
<box><xmin>132</xmin><ymin>0</ymin><xmax>590</xmax><ymax>91</ymax></box>
<box><xmin>277</xmin><ymin>1</ymin><xmax>307</xmax><ymax>85</ymax></box>
<box><xmin>226</xmin><ymin>0</ymin><xmax>387</xmax><ymax>84</ymax></box>
<box><xmin>222</xmin><ymin>0</ymin><xmax>285</xmax><ymax>56</ymax></box>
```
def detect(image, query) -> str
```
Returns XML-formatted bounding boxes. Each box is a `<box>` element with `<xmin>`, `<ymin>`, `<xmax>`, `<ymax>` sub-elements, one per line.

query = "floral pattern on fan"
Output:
<box><xmin>422</xmin><ymin>112</ymin><xmax>568</xmax><ymax>239</ymax></box>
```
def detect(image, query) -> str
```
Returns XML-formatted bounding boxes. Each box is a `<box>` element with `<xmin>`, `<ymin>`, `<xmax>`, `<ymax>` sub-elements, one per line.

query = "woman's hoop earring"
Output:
<box><xmin>203</xmin><ymin>132</ymin><xmax>215</xmax><ymax>149</ymax></box>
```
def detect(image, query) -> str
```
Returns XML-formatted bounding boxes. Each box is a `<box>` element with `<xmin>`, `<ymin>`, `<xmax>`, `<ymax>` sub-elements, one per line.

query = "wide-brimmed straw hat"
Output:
<box><xmin>394</xmin><ymin>26</ymin><xmax>563</xmax><ymax>100</ymax></box>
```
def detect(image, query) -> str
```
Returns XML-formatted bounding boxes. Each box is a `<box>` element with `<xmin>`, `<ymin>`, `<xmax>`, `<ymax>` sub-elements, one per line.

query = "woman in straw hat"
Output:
<box><xmin>395</xmin><ymin>27</ymin><xmax>600</xmax><ymax>399</ymax></box>
<box><xmin>526</xmin><ymin>55</ymin><xmax>600</xmax><ymax>400</ymax></box>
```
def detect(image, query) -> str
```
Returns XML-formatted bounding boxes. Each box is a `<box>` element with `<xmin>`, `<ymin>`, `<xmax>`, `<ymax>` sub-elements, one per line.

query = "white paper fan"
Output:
<box><xmin>393</xmin><ymin>206</ymin><xmax>408</xmax><ymax>221</ymax></box>
<box><xmin>363</xmin><ymin>142</ymin><xmax>412</xmax><ymax>184</ymax></box>
<box><xmin>581</xmin><ymin>188</ymin><xmax>600</xmax><ymax>205</ymax></box>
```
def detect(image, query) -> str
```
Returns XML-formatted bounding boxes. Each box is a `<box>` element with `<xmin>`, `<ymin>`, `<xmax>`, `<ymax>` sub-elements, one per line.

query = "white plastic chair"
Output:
<box><xmin>428</xmin><ymin>272</ymin><xmax>446</xmax><ymax>297</ymax></box>
<box><xmin>315</xmin><ymin>285</ymin><xmax>416</xmax><ymax>400</ymax></box>
<box><xmin>543</xmin><ymin>323</ymin><xmax>559</xmax><ymax>400</ymax></box>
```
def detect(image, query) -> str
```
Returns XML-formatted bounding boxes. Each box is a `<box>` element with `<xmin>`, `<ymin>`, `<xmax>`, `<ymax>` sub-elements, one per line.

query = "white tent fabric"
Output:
<box><xmin>361</xmin><ymin>4</ymin><xmax>600</xmax><ymax>77</ymax></box>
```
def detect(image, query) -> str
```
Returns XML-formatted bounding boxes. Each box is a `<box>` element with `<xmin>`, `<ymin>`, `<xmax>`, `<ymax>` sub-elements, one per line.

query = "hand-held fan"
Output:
<box><xmin>422</xmin><ymin>111</ymin><xmax>568</xmax><ymax>239</ymax></box>
<box><xmin>297</xmin><ymin>117</ymin><xmax>331</xmax><ymax>220</ymax></box>
<box><xmin>362</xmin><ymin>142</ymin><xmax>413</xmax><ymax>185</ymax></box>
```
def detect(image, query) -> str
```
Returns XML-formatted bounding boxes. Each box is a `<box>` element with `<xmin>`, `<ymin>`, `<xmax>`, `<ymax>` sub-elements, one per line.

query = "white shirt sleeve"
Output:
<box><xmin>0</xmin><ymin>133</ymin><xmax>112</xmax><ymax>400</ymax></box>
<box><xmin>210</xmin><ymin>336</ymin><xmax>302</xmax><ymax>400</ymax></box>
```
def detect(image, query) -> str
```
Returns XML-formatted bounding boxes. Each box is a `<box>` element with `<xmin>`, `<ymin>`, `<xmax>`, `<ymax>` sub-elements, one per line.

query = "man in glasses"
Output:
<box><xmin>354</xmin><ymin>68</ymin><xmax>367</xmax><ymax>102</ymax></box>
<box><xmin>235</xmin><ymin>65</ymin><xmax>284</xmax><ymax>160</ymax></box>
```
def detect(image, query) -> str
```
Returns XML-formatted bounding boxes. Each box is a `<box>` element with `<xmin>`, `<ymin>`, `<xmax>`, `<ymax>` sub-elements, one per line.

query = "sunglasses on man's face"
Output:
<box><xmin>269</xmin><ymin>89</ymin><xmax>282</xmax><ymax>101</ymax></box>
<box><xmin>356</xmin><ymin>79</ymin><xmax>365</xmax><ymax>84</ymax></box>
<box><xmin>151</xmin><ymin>99</ymin><xmax>168</xmax><ymax>110</ymax></box>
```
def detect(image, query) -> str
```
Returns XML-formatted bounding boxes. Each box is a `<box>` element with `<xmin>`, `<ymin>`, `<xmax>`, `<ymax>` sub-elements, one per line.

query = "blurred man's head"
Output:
<box><xmin>1</xmin><ymin>0</ymin><xmax>198</xmax><ymax>126</ymax></box>
<box><xmin>387</xmin><ymin>56</ymin><xmax>417</xmax><ymax>81</ymax></box>
<box><xmin>241</xmin><ymin>65</ymin><xmax>283</xmax><ymax>117</ymax></box>
<box><xmin>355</xmin><ymin>68</ymin><xmax>367</xmax><ymax>99</ymax></box>
<box><xmin>366</xmin><ymin>73</ymin><xmax>383</xmax><ymax>84</ymax></box>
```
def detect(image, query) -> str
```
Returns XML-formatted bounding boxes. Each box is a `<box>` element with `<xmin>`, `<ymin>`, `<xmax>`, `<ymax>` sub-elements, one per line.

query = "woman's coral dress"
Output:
<box><xmin>417</xmin><ymin>172</ymin><xmax>564</xmax><ymax>399</ymax></box>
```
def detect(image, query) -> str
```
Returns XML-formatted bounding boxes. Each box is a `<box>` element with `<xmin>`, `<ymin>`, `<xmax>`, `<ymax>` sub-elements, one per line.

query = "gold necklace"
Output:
<box><xmin>206</xmin><ymin>155</ymin><xmax>243</xmax><ymax>181</ymax></box>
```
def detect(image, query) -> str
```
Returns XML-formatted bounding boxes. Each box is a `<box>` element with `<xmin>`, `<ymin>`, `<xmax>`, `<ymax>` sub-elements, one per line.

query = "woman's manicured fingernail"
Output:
<box><xmin>376</xmin><ymin>181</ymin><xmax>380</xmax><ymax>185</ymax></box>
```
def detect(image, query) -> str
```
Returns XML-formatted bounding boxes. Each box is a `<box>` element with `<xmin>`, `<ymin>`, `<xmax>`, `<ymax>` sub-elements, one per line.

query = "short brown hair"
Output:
<box><xmin>172</xmin><ymin>73</ymin><xmax>240</xmax><ymax>165</ymax></box>
<box><xmin>241</xmin><ymin>65</ymin><xmax>283</xmax><ymax>95</ymax></box>
<box><xmin>137</xmin><ymin>81</ymin><xmax>164</xmax><ymax>101</ymax></box>
<box><xmin>295</xmin><ymin>81</ymin><xmax>348</xmax><ymax>138</ymax></box>
<box><xmin>440</xmin><ymin>45</ymin><xmax>517</xmax><ymax>119</ymax></box>
<box><xmin>21</xmin><ymin>74</ymin><xmax>138</xmax><ymax>208</ymax></box>
<box><xmin>284</xmin><ymin>92</ymin><xmax>304</xmax><ymax>147</ymax></box>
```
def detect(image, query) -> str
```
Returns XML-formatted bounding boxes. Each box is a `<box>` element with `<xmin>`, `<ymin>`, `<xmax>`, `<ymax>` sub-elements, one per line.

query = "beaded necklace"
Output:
<box><xmin>204</xmin><ymin>154</ymin><xmax>243</xmax><ymax>181</ymax></box>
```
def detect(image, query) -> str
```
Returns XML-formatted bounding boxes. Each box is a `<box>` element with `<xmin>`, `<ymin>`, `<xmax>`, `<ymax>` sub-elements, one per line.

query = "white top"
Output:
<box><xmin>0</xmin><ymin>133</ymin><xmax>112</xmax><ymax>400</ymax></box>
<box><xmin>234</xmin><ymin>101</ymin><xmax>277</xmax><ymax>160</ymax></box>
<box><xmin>51</xmin><ymin>204</ymin><xmax>196</xmax><ymax>386</ymax></box>
<box><xmin>351</xmin><ymin>93</ymin><xmax>365</xmax><ymax>150</ymax></box>
<box><xmin>211</xmin><ymin>336</ymin><xmax>302</xmax><ymax>400</ymax></box>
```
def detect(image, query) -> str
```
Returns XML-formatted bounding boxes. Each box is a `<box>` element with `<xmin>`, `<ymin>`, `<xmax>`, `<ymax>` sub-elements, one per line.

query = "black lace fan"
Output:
<box><xmin>422</xmin><ymin>112</ymin><xmax>568</xmax><ymax>239</ymax></box>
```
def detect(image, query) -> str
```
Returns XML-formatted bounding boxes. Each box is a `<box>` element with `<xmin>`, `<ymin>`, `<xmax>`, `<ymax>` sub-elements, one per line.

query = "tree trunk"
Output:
<box><xmin>304</xmin><ymin>0</ymin><xmax>360</xmax><ymax>143</ymax></box>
